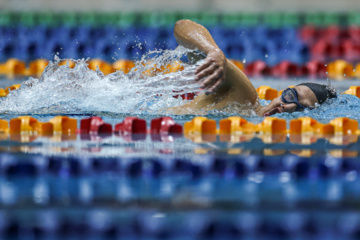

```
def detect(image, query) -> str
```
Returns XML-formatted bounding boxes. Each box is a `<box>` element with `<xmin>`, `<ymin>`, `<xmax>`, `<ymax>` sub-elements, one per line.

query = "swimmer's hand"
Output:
<box><xmin>195</xmin><ymin>49</ymin><xmax>226</xmax><ymax>93</ymax></box>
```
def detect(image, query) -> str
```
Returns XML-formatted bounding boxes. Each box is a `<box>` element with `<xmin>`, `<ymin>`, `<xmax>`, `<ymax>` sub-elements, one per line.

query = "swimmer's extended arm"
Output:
<box><xmin>173</xmin><ymin>20</ymin><xmax>259</xmax><ymax>107</ymax></box>
<box><xmin>174</xmin><ymin>19</ymin><xmax>227</xmax><ymax>93</ymax></box>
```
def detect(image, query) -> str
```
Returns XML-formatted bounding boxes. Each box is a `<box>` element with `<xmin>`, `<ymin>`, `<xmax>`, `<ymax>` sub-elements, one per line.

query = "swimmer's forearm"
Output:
<box><xmin>174</xmin><ymin>20</ymin><xmax>221</xmax><ymax>55</ymax></box>
<box><xmin>209</xmin><ymin>60</ymin><xmax>257</xmax><ymax>101</ymax></box>
<box><xmin>226</xmin><ymin>61</ymin><xmax>259</xmax><ymax>104</ymax></box>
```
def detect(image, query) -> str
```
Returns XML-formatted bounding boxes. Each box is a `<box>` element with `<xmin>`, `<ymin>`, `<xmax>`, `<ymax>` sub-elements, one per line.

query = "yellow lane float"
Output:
<box><xmin>344</xmin><ymin>86</ymin><xmax>360</xmax><ymax>98</ymax></box>
<box><xmin>49</xmin><ymin>116</ymin><xmax>77</xmax><ymax>134</ymax></box>
<box><xmin>290</xmin><ymin>117</ymin><xmax>334</xmax><ymax>135</ymax></box>
<box><xmin>219</xmin><ymin>117</ymin><xmax>255</xmax><ymax>134</ymax></box>
<box><xmin>256</xmin><ymin>86</ymin><xmax>278</xmax><ymax>100</ymax></box>
<box><xmin>113</xmin><ymin>59</ymin><xmax>135</xmax><ymax>74</ymax></box>
<box><xmin>87</xmin><ymin>59</ymin><xmax>114</xmax><ymax>75</ymax></box>
<box><xmin>26</xmin><ymin>59</ymin><xmax>49</xmax><ymax>77</ymax></box>
<box><xmin>9</xmin><ymin>116</ymin><xmax>53</xmax><ymax>135</ymax></box>
<box><xmin>327</xmin><ymin>60</ymin><xmax>353</xmax><ymax>80</ymax></box>
<box><xmin>184</xmin><ymin>117</ymin><xmax>217</xmax><ymax>134</ymax></box>
<box><xmin>0</xmin><ymin>58</ymin><xmax>26</xmax><ymax>79</ymax></box>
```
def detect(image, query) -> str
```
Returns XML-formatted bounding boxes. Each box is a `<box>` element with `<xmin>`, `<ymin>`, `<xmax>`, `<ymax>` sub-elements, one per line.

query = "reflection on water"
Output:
<box><xmin>0</xmin><ymin>151</ymin><xmax>359</xmax><ymax>209</ymax></box>
<box><xmin>0</xmin><ymin>131</ymin><xmax>359</xmax><ymax>158</ymax></box>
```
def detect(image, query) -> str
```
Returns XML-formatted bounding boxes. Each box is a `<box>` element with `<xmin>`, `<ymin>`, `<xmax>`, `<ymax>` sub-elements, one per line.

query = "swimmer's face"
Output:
<box><xmin>262</xmin><ymin>85</ymin><xmax>318</xmax><ymax>117</ymax></box>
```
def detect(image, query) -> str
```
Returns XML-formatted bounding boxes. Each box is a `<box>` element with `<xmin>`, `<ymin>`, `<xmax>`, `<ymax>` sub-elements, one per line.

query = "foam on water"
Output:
<box><xmin>0</xmin><ymin>46</ymin><xmax>202</xmax><ymax>115</ymax></box>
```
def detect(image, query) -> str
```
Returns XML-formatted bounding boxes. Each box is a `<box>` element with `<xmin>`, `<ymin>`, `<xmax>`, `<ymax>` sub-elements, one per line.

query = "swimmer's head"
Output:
<box><xmin>261</xmin><ymin>83</ymin><xmax>337</xmax><ymax>117</ymax></box>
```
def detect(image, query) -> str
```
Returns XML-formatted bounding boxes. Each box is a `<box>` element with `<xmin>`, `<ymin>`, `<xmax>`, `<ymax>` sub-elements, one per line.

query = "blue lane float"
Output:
<box><xmin>0</xmin><ymin>153</ymin><xmax>359</xmax><ymax>178</ymax></box>
<box><xmin>0</xmin><ymin>25</ymin><xmax>310</xmax><ymax>62</ymax></box>
<box><xmin>1</xmin><ymin>155</ymin><xmax>360</xmax><ymax>210</ymax></box>
<box><xmin>1</xmin><ymin>209</ymin><xmax>360</xmax><ymax>239</ymax></box>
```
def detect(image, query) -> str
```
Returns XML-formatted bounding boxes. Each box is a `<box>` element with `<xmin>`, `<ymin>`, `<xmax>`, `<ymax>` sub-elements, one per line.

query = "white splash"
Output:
<box><xmin>0</xmin><ymin>46</ymin><xmax>204</xmax><ymax>115</ymax></box>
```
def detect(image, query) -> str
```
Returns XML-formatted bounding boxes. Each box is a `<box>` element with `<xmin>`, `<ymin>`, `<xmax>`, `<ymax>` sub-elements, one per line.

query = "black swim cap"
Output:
<box><xmin>297</xmin><ymin>83</ymin><xmax>337</xmax><ymax>104</ymax></box>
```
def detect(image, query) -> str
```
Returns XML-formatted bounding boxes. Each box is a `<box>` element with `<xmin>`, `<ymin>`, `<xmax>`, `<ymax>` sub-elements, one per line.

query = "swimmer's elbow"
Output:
<box><xmin>174</xmin><ymin>19</ymin><xmax>195</xmax><ymax>35</ymax></box>
<box><xmin>175</xmin><ymin>19</ymin><xmax>193</xmax><ymax>29</ymax></box>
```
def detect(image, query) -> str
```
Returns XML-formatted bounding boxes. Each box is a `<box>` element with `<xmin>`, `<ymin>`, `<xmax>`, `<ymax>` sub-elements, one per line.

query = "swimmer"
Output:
<box><xmin>170</xmin><ymin>20</ymin><xmax>337</xmax><ymax>116</ymax></box>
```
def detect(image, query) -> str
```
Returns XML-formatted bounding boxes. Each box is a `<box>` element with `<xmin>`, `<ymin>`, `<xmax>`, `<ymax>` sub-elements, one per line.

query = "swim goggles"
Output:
<box><xmin>281</xmin><ymin>88</ymin><xmax>306</xmax><ymax>111</ymax></box>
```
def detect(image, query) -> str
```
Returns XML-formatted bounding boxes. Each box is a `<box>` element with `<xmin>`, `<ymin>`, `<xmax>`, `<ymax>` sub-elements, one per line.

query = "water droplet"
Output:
<box><xmin>265</xmin><ymin>54</ymin><xmax>268</xmax><ymax>58</ymax></box>
<box><xmin>279</xmin><ymin>172</ymin><xmax>291</xmax><ymax>183</ymax></box>
<box><xmin>248</xmin><ymin>172</ymin><xmax>264</xmax><ymax>183</ymax></box>
<box><xmin>153</xmin><ymin>213</ymin><xmax>165</xmax><ymax>218</ymax></box>
<box><xmin>346</xmin><ymin>171</ymin><xmax>357</xmax><ymax>181</ymax></box>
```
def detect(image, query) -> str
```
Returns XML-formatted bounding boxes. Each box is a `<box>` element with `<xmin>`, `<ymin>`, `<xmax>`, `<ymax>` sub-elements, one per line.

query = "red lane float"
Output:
<box><xmin>349</xmin><ymin>26</ymin><xmax>360</xmax><ymax>41</ymax></box>
<box><xmin>299</xmin><ymin>25</ymin><xmax>317</xmax><ymax>43</ymax></box>
<box><xmin>311</xmin><ymin>39</ymin><xmax>360</xmax><ymax>62</ymax></box>
<box><xmin>246</xmin><ymin>60</ymin><xmax>271</xmax><ymax>77</ymax></box>
<box><xmin>150</xmin><ymin>117</ymin><xmax>182</xmax><ymax>135</ymax></box>
<box><xmin>322</xmin><ymin>25</ymin><xmax>341</xmax><ymax>42</ymax></box>
<box><xmin>150</xmin><ymin>117</ymin><xmax>183</xmax><ymax>141</ymax></box>
<box><xmin>301</xmin><ymin>25</ymin><xmax>360</xmax><ymax>63</ymax></box>
<box><xmin>338</xmin><ymin>39</ymin><xmax>357</xmax><ymax>62</ymax></box>
<box><xmin>80</xmin><ymin>117</ymin><xmax>112</xmax><ymax>135</ymax></box>
<box><xmin>245</xmin><ymin>59</ymin><xmax>359</xmax><ymax>79</ymax></box>
<box><xmin>272</xmin><ymin>61</ymin><xmax>301</xmax><ymax>77</ymax></box>
<box><xmin>114</xmin><ymin>117</ymin><xmax>147</xmax><ymax>141</ymax></box>
<box><xmin>311</xmin><ymin>40</ymin><xmax>333</xmax><ymax>61</ymax></box>
<box><xmin>305</xmin><ymin>60</ymin><xmax>327</xmax><ymax>78</ymax></box>
<box><xmin>115</xmin><ymin>117</ymin><xmax>147</xmax><ymax>135</ymax></box>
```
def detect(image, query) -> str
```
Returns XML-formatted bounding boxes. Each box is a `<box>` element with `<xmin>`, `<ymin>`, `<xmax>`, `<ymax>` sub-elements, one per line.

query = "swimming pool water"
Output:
<box><xmin>1</xmin><ymin>64</ymin><xmax>360</xmax><ymax>160</ymax></box>
<box><xmin>2</xmin><ymin>9</ymin><xmax>360</xmax><ymax>239</ymax></box>
<box><xmin>1</xmin><ymin>56</ymin><xmax>360</xmax><ymax>239</ymax></box>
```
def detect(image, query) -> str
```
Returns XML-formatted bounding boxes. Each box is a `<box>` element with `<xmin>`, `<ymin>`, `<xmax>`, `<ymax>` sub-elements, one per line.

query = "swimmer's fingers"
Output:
<box><xmin>195</xmin><ymin>59</ymin><xmax>212</xmax><ymax>80</ymax></box>
<box><xmin>196</xmin><ymin>63</ymin><xmax>216</xmax><ymax>81</ymax></box>
<box><xmin>208</xmin><ymin>78</ymin><xmax>224</xmax><ymax>93</ymax></box>
<box><xmin>201</xmin><ymin>68</ymin><xmax>223</xmax><ymax>90</ymax></box>
<box><xmin>195</xmin><ymin>57</ymin><xmax>212</xmax><ymax>73</ymax></box>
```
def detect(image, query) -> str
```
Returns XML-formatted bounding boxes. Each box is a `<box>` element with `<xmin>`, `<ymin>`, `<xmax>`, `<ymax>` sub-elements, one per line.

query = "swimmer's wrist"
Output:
<box><xmin>207</xmin><ymin>48</ymin><xmax>223</xmax><ymax>55</ymax></box>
